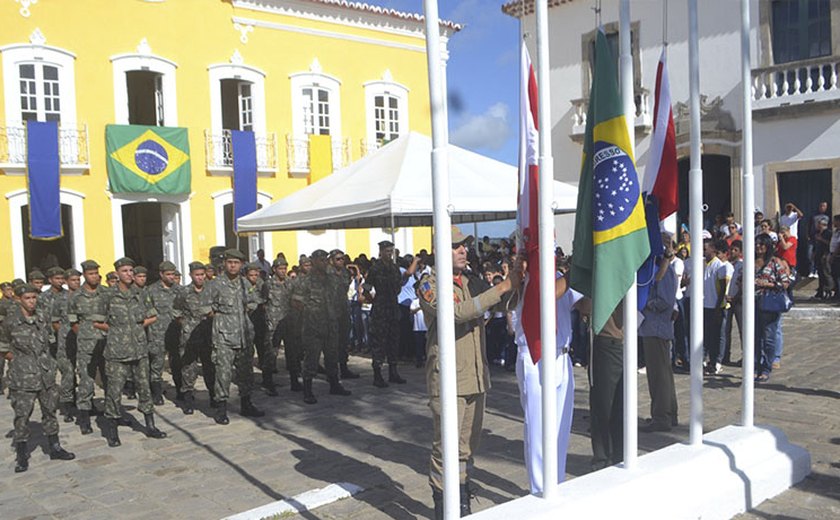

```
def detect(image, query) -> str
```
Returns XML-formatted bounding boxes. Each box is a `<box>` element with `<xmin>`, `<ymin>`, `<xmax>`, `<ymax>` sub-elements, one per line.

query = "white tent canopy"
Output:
<box><xmin>237</xmin><ymin>132</ymin><xmax>577</xmax><ymax>232</ymax></box>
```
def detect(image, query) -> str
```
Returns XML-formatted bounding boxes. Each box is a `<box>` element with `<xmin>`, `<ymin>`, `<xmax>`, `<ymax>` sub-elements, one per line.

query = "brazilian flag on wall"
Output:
<box><xmin>106</xmin><ymin>124</ymin><xmax>191</xmax><ymax>194</ymax></box>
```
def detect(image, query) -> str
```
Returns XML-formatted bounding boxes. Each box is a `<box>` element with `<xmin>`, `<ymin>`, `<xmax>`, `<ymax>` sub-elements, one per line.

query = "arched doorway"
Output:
<box><xmin>21</xmin><ymin>204</ymin><xmax>74</xmax><ymax>272</ymax></box>
<box><xmin>121</xmin><ymin>201</ymin><xmax>182</xmax><ymax>282</ymax></box>
<box><xmin>677</xmin><ymin>154</ymin><xmax>732</xmax><ymax>232</ymax></box>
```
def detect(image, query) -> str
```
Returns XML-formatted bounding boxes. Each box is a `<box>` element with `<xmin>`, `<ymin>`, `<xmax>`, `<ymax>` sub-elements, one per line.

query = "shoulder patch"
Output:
<box><xmin>419</xmin><ymin>280</ymin><xmax>434</xmax><ymax>303</ymax></box>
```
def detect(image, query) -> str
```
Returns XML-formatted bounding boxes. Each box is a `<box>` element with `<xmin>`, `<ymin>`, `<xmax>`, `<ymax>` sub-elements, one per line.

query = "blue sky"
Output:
<box><xmin>375</xmin><ymin>0</ymin><xmax>520</xmax><ymax>166</ymax></box>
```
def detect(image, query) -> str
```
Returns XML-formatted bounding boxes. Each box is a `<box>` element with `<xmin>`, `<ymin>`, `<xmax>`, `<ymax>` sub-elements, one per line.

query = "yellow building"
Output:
<box><xmin>0</xmin><ymin>0</ymin><xmax>458</xmax><ymax>280</ymax></box>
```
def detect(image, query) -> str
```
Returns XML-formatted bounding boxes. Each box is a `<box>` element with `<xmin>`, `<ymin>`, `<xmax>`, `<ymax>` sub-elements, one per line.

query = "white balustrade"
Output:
<box><xmin>286</xmin><ymin>134</ymin><xmax>310</xmax><ymax>174</ymax></box>
<box><xmin>752</xmin><ymin>57</ymin><xmax>840</xmax><ymax>109</ymax></box>
<box><xmin>204</xmin><ymin>129</ymin><xmax>277</xmax><ymax>173</ymax></box>
<box><xmin>570</xmin><ymin>88</ymin><xmax>650</xmax><ymax>137</ymax></box>
<box><xmin>0</xmin><ymin>124</ymin><xmax>89</xmax><ymax>173</ymax></box>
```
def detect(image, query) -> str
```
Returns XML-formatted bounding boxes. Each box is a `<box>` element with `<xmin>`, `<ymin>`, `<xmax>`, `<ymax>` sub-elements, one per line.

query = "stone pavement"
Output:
<box><xmin>0</xmin><ymin>316</ymin><xmax>838</xmax><ymax>519</ymax></box>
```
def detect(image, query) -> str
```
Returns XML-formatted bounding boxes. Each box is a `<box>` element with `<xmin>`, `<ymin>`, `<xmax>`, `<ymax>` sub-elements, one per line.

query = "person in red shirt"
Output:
<box><xmin>776</xmin><ymin>225</ymin><xmax>797</xmax><ymax>272</ymax></box>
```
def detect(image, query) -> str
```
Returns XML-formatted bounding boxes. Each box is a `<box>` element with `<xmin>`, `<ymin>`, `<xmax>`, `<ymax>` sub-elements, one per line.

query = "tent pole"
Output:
<box><xmin>390</xmin><ymin>213</ymin><xmax>397</xmax><ymax>252</ymax></box>
<box><xmin>422</xmin><ymin>2</ymin><xmax>458</xmax><ymax>518</ymax></box>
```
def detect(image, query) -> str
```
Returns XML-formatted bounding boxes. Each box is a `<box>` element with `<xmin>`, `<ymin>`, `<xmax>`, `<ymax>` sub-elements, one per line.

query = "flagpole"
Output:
<box><xmin>422</xmin><ymin>1</ymin><xmax>459</xmax><ymax>517</ymax></box>
<box><xmin>687</xmin><ymin>0</ymin><xmax>704</xmax><ymax>446</ymax></box>
<box><xmin>739</xmin><ymin>0</ymin><xmax>756</xmax><ymax>428</ymax></box>
<box><xmin>619</xmin><ymin>0</ymin><xmax>638</xmax><ymax>470</ymax></box>
<box><xmin>535</xmin><ymin>0</ymin><xmax>559</xmax><ymax>497</ymax></box>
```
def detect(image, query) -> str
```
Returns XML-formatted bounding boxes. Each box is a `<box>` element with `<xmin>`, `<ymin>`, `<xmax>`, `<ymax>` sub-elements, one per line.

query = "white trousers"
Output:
<box><xmin>516</xmin><ymin>349</ymin><xmax>575</xmax><ymax>494</ymax></box>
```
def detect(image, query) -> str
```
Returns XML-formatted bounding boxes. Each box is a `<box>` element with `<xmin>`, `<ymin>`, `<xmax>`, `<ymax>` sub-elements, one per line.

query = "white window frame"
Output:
<box><xmin>211</xmin><ymin>189</ymin><xmax>273</xmax><ymax>258</ymax></box>
<box><xmin>364</xmin><ymin>76</ymin><xmax>409</xmax><ymax>145</ymax></box>
<box><xmin>1</xmin><ymin>40</ymin><xmax>78</xmax><ymax>127</ymax></box>
<box><xmin>208</xmin><ymin>62</ymin><xmax>266</xmax><ymax>135</ymax></box>
<box><xmin>5</xmin><ymin>188</ymin><xmax>86</xmax><ymax>280</ymax></box>
<box><xmin>290</xmin><ymin>68</ymin><xmax>342</xmax><ymax>141</ymax></box>
<box><xmin>111</xmin><ymin>49</ymin><xmax>178</xmax><ymax>126</ymax></box>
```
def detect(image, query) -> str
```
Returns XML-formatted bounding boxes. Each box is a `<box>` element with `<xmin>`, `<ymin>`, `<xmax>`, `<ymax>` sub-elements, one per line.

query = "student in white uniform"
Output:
<box><xmin>513</xmin><ymin>270</ymin><xmax>583</xmax><ymax>494</ymax></box>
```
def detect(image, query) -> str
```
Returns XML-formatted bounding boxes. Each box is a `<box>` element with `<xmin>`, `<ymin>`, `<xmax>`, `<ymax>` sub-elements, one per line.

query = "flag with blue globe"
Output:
<box><xmin>106</xmin><ymin>124</ymin><xmax>191</xmax><ymax>194</ymax></box>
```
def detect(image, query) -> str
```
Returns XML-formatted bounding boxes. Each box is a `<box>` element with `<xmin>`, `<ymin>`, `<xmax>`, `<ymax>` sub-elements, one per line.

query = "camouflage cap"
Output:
<box><xmin>188</xmin><ymin>261</ymin><xmax>205</xmax><ymax>272</ymax></box>
<box><xmin>14</xmin><ymin>283</ymin><xmax>38</xmax><ymax>296</ymax></box>
<box><xmin>64</xmin><ymin>268</ymin><xmax>81</xmax><ymax>278</ymax></box>
<box><xmin>28</xmin><ymin>270</ymin><xmax>46</xmax><ymax>281</ymax></box>
<box><xmin>245</xmin><ymin>262</ymin><xmax>262</xmax><ymax>272</ymax></box>
<box><xmin>158</xmin><ymin>260</ymin><xmax>177</xmax><ymax>272</ymax></box>
<box><xmin>113</xmin><ymin>257</ymin><xmax>135</xmax><ymax>269</ymax></box>
<box><xmin>310</xmin><ymin>249</ymin><xmax>328</xmax><ymax>260</ymax></box>
<box><xmin>224</xmin><ymin>249</ymin><xmax>246</xmax><ymax>261</ymax></box>
<box><xmin>46</xmin><ymin>266</ymin><xmax>65</xmax><ymax>278</ymax></box>
<box><xmin>174</xmin><ymin>270</ymin><xmax>182</xmax><ymax>277</ymax></box>
<box><xmin>0</xmin><ymin>281</ymin><xmax>11</xmax><ymax>289</ymax></box>
<box><xmin>378</xmin><ymin>240</ymin><xmax>395</xmax><ymax>249</ymax></box>
<box><xmin>134</xmin><ymin>266</ymin><xmax>148</xmax><ymax>275</ymax></box>
<box><xmin>328</xmin><ymin>248</ymin><xmax>345</xmax><ymax>259</ymax></box>
<box><xmin>299</xmin><ymin>255</ymin><xmax>311</xmax><ymax>265</ymax></box>
<box><xmin>80</xmin><ymin>259</ymin><xmax>100</xmax><ymax>271</ymax></box>
<box><xmin>11</xmin><ymin>278</ymin><xmax>25</xmax><ymax>289</ymax></box>
<box><xmin>204</xmin><ymin>263</ymin><xmax>215</xmax><ymax>271</ymax></box>
<box><xmin>273</xmin><ymin>253</ymin><xmax>288</xmax><ymax>267</ymax></box>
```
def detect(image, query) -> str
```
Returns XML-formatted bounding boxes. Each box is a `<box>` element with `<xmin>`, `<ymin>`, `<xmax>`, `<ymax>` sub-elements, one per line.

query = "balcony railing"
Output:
<box><xmin>571</xmin><ymin>88</ymin><xmax>651</xmax><ymax>139</ymax></box>
<box><xmin>360</xmin><ymin>138</ymin><xmax>385</xmax><ymax>157</ymax></box>
<box><xmin>752</xmin><ymin>56</ymin><xmax>840</xmax><ymax>110</ymax></box>
<box><xmin>286</xmin><ymin>135</ymin><xmax>310</xmax><ymax>176</ymax></box>
<box><xmin>0</xmin><ymin>124</ymin><xmax>90</xmax><ymax>174</ymax></box>
<box><xmin>332</xmin><ymin>137</ymin><xmax>350</xmax><ymax>170</ymax></box>
<box><xmin>204</xmin><ymin>130</ymin><xmax>277</xmax><ymax>175</ymax></box>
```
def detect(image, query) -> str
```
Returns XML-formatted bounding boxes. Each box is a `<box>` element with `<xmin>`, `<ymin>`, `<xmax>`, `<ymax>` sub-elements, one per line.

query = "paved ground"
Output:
<box><xmin>0</xmin><ymin>315</ymin><xmax>838</xmax><ymax>520</ymax></box>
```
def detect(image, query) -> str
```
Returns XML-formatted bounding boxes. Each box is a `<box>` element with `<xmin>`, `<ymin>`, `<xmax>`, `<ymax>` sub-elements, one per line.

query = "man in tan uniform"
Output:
<box><xmin>417</xmin><ymin>226</ymin><xmax>520</xmax><ymax>519</ymax></box>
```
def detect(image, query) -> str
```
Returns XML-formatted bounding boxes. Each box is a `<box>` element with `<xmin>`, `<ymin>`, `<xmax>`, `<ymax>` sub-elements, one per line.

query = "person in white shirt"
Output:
<box><xmin>702</xmin><ymin>240</ymin><xmax>730</xmax><ymax>375</ymax></box>
<box><xmin>670</xmin><ymin>237</ymin><xmax>688</xmax><ymax>368</ymax></box>
<box><xmin>513</xmin><ymin>267</ymin><xmax>582</xmax><ymax>494</ymax></box>
<box><xmin>779</xmin><ymin>203</ymin><xmax>803</xmax><ymax>240</ymax></box>
<box><xmin>722</xmin><ymin>240</ymin><xmax>744</xmax><ymax>365</ymax></box>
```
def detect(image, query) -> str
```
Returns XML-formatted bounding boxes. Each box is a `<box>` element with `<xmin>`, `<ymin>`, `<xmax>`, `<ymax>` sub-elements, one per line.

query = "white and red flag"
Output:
<box><xmin>517</xmin><ymin>43</ymin><xmax>543</xmax><ymax>364</ymax></box>
<box><xmin>642</xmin><ymin>47</ymin><xmax>678</xmax><ymax>224</ymax></box>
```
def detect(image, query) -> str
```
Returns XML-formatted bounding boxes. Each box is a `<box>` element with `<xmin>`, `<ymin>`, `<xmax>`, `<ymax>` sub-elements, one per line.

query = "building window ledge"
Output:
<box><xmin>204</xmin><ymin>129</ymin><xmax>277</xmax><ymax>177</ymax></box>
<box><xmin>569</xmin><ymin>88</ymin><xmax>651</xmax><ymax>142</ymax></box>
<box><xmin>752</xmin><ymin>56</ymin><xmax>840</xmax><ymax>112</ymax></box>
<box><xmin>0</xmin><ymin>123</ymin><xmax>89</xmax><ymax>175</ymax></box>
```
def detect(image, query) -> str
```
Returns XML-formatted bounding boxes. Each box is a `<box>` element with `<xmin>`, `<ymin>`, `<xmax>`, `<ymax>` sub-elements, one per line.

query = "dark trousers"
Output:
<box><xmin>641</xmin><ymin>336</ymin><xmax>678</xmax><ymax>427</ymax></box>
<box><xmin>589</xmin><ymin>336</ymin><xmax>623</xmax><ymax>470</ymax></box>
<box><xmin>485</xmin><ymin>317</ymin><xmax>507</xmax><ymax>363</ymax></box>
<box><xmin>413</xmin><ymin>330</ymin><xmax>427</xmax><ymax>366</ymax></box>
<box><xmin>703</xmin><ymin>308</ymin><xmax>723</xmax><ymax>366</ymax></box>
<box><xmin>398</xmin><ymin>304</ymin><xmax>413</xmax><ymax>360</ymax></box>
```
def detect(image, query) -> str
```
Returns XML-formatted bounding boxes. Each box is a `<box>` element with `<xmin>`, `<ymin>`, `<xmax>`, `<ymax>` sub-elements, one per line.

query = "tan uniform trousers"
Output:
<box><xmin>428</xmin><ymin>392</ymin><xmax>485</xmax><ymax>492</ymax></box>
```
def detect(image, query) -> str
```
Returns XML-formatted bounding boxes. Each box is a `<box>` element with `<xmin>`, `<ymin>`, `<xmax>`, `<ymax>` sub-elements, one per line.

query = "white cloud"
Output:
<box><xmin>450</xmin><ymin>102</ymin><xmax>512</xmax><ymax>151</ymax></box>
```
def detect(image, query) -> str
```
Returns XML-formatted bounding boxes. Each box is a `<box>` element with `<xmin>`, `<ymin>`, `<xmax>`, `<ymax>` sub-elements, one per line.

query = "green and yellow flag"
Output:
<box><xmin>106</xmin><ymin>124</ymin><xmax>191</xmax><ymax>194</ymax></box>
<box><xmin>570</xmin><ymin>30</ymin><xmax>650</xmax><ymax>334</ymax></box>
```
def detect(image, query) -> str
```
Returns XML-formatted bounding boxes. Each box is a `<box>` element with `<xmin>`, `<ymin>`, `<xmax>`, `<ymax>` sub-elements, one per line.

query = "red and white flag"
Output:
<box><xmin>642</xmin><ymin>47</ymin><xmax>678</xmax><ymax>223</ymax></box>
<box><xmin>517</xmin><ymin>43</ymin><xmax>542</xmax><ymax>364</ymax></box>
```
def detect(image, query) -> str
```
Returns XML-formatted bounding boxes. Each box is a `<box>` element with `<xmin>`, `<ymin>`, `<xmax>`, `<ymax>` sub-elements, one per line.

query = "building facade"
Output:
<box><xmin>0</xmin><ymin>0</ymin><xmax>457</xmax><ymax>279</ymax></box>
<box><xmin>504</xmin><ymin>0</ymin><xmax>840</xmax><ymax>251</ymax></box>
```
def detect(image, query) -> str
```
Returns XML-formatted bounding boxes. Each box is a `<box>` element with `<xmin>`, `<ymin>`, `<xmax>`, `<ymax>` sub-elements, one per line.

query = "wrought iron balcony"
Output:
<box><xmin>286</xmin><ymin>135</ymin><xmax>310</xmax><ymax>176</ymax></box>
<box><xmin>570</xmin><ymin>88</ymin><xmax>651</xmax><ymax>140</ymax></box>
<box><xmin>0</xmin><ymin>124</ymin><xmax>90</xmax><ymax>175</ymax></box>
<box><xmin>332</xmin><ymin>137</ymin><xmax>350</xmax><ymax>170</ymax></box>
<box><xmin>752</xmin><ymin>56</ymin><xmax>840</xmax><ymax>111</ymax></box>
<box><xmin>204</xmin><ymin>130</ymin><xmax>277</xmax><ymax>175</ymax></box>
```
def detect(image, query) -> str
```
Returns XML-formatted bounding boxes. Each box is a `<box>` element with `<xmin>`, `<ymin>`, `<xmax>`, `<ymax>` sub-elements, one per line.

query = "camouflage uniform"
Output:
<box><xmin>102</xmin><ymin>284</ymin><xmax>157</xmax><ymax>419</ymax></box>
<box><xmin>284</xmin><ymin>274</ymin><xmax>304</xmax><ymax>379</ymax></box>
<box><xmin>262</xmin><ymin>273</ymin><xmax>291</xmax><ymax>378</ymax></box>
<box><xmin>146</xmin><ymin>279</ymin><xmax>181</xmax><ymax>393</ymax></box>
<box><xmin>208</xmin><ymin>272</ymin><xmax>255</xmax><ymax>402</ymax></box>
<box><xmin>67</xmin><ymin>284</ymin><xmax>108</xmax><ymax>411</ymax></box>
<box><xmin>245</xmin><ymin>274</ymin><xmax>271</xmax><ymax>374</ymax></box>
<box><xmin>290</xmin><ymin>269</ymin><xmax>338</xmax><ymax>379</ymax></box>
<box><xmin>0</xmin><ymin>292</ymin><xmax>15</xmax><ymax>393</ymax></box>
<box><xmin>328</xmin><ymin>264</ymin><xmax>352</xmax><ymax>366</ymax></box>
<box><xmin>0</xmin><ymin>305</ymin><xmax>59</xmax><ymax>444</ymax></box>
<box><xmin>51</xmin><ymin>289</ymin><xmax>78</xmax><ymax>406</ymax></box>
<box><xmin>173</xmin><ymin>281</ymin><xmax>213</xmax><ymax>394</ymax></box>
<box><xmin>367</xmin><ymin>258</ymin><xmax>402</xmax><ymax>366</ymax></box>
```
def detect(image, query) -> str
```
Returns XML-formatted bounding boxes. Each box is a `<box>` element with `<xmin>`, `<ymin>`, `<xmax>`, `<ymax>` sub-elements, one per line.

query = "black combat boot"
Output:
<box><xmin>14</xmin><ymin>442</ymin><xmax>28</xmax><ymax>473</ymax></box>
<box><xmin>240</xmin><ymin>396</ymin><xmax>265</xmax><ymax>417</ymax></box>
<box><xmin>290</xmin><ymin>372</ymin><xmax>303</xmax><ymax>392</ymax></box>
<box><xmin>144</xmin><ymin>413</ymin><xmax>167</xmax><ymax>439</ymax></box>
<box><xmin>77</xmin><ymin>409</ymin><xmax>93</xmax><ymax>435</ymax></box>
<box><xmin>302</xmin><ymin>378</ymin><xmax>317</xmax><ymax>404</ymax></box>
<box><xmin>151</xmin><ymin>381</ymin><xmax>164</xmax><ymax>406</ymax></box>
<box><xmin>328</xmin><ymin>375</ymin><xmax>352</xmax><ymax>396</ymax></box>
<box><xmin>339</xmin><ymin>362</ymin><xmax>360</xmax><ymax>379</ymax></box>
<box><xmin>106</xmin><ymin>418</ymin><xmax>121</xmax><ymax>448</ymax></box>
<box><xmin>123</xmin><ymin>380</ymin><xmax>137</xmax><ymax>399</ymax></box>
<box><xmin>214</xmin><ymin>401</ymin><xmax>229</xmax><ymax>425</ymax></box>
<box><xmin>460</xmin><ymin>482</ymin><xmax>474</xmax><ymax>516</ymax></box>
<box><xmin>182</xmin><ymin>391</ymin><xmax>194</xmax><ymax>415</ymax></box>
<box><xmin>388</xmin><ymin>364</ymin><xmax>407</xmax><ymax>384</ymax></box>
<box><xmin>431</xmin><ymin>488</ymin><xmax>443</xmax><ymax>520</ymax></box>
<box><xmin>59</xmin><ymin>401</ymin><xmax>75</xmax><ymax>423</ymax></box>
<box><xmin>373</xmin><ymin>365</ymin><xmax>389</xmax><ymax>388</ymax></box>
<box><xmin>48</xmin><ymin>434</ymin><xmax>75</xmax><ymax>461</ymax></box>
<box><xmin>261</xmin><ymin>372</ymin><xmax>278</xmax><ymax>396</ymax></box>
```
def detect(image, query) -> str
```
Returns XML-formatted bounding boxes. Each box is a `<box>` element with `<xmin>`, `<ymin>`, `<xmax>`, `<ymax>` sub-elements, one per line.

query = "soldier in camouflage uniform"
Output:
<box><xmin>262</xmin><ymin>254</ymin><xmax>296</xmax><ymax>392</ymax></box>
<box><xmin>146</xmin><ymin>261</ymin><xmax>181</xmax><ymax>405</ymax></box>
<box><xmin>122</xmin><ymin>265</ymin><xmax>148</xmax><ymax>400</ymax></box>
<box><xmin>0</xmin><ymin>281</ymin><xmax>15</xmax><ymax>396</ymax></box>
<box><xmin>68</xmin><ymin>260</ymin><xmax>108</xmax><ymax>435</ymax></box>
<box><xmin>289</xmin><ymin>249</ymin><xmax>351</xmax><ymax>404</ymax></box>
<box><xmin>207</xmin><ymin>249</ymin><xmax>264</xmax><ymax>425</ymax></box>
<box><xmin>173</xmin><ymin>262</ymin><xmax>213</xmax><ymax>415</ymax></box>
<box><xmin>39</xmin><ymin>267</ymin><xmax>65</xmax><ymax>320</ymax></box>
<box><xmin>1</xmin><ymin>284</ymin><xmax>75</xmax><ymax>473</ymax></box>
<box><xmin>283</xmin><ymin>255</ymin><xmax>306</xmax><ymax>392</ymax></box>
<box><xmin>328</xmin><ymin>249</ymin><xmax>360</xmax><ymax>380</ymax></box>
<box><xmin>98</xmin><ymin>257</ymin><xmax>166</xmax><ymax>447</ymax></box>
<box><xmin>244</xmin><ymin>263</ymin><xmax>274</xmax><ymax>395</ymax></box>
<box><xmin>51</xmin><ymin>268</ymin><xmax>81</xmax><ymax>422</ymax></box>
<box><xmin>367</xmin><ymin>240</ymin><xmax>418</xmax><ymax>387</ymax></box>
<box><xmin>28</xmin><ymin>270</ymin><xmax>46</xmax><ymax>292</ymax></box>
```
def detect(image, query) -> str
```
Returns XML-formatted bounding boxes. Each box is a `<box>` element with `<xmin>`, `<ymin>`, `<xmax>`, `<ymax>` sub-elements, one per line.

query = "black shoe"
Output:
<box><xmin>328</xmin><ymin>376</ymin><xmax>352</xmax><ymax>396</ymax></box>
<box><xmin>151</xmin><ymin>381</ymin><xmax>164</xmax><ymax>406</ymax></box>
<box><xmin>373</xmin><ymin>366</ymin><xmax>389</xmax><ymax>388</ymax></box>
<box><xmin>123</xmin><ymin>380</ymin><xmax>137</xmax><ymax>400</ymax></box>
<box><xmin>460</xmin><ymin>482</ymin><xmax>474</xmax><ymax>516</ymax></box>
<box><xmin>388</xmin><ymin>364</ymin><xmax>407</xmax><ymax>384</ymax></box>
<box><xmin>432</xmin><ymin>488</ymin><xmax>443</xmax><ymax>520</ymax></box>
<box><xmin>290</xmin><ymin>374</ymin><xmax>303</xmax><ymax>392</ymax></box>
<box><xmin>261</xmin><ymin>372</ymin><xmax>279</xmax><ymax>396</ymax></box>
<box><xmin>144</xmin><ymin>413</ymin><xmax>167</xmax><ymax>439</ymax></box>
<box><xmin>59</xmin><ymin>402</ymin><xmax>75</xmax><ymax>423</ymax></box>
<box><xmin>106</xmin><ymin>419</ymin><xmax>121</xmax><ymax>448</ymax></box>
<box><xmin>116</xmin><ymin>414</ymin><xmax>133</xmax><ymax>427</ymax></box>
<box><xmin>14</xmin><ymin>442</ymin><xmax>28</xmax><ymax>473</ymax></box>
<box><xmin>210</xmin><ymin>398</ymin><xmax>220</xmax><ymax>409</ymax></box>
<box><xmin>339</xmin><ymin>363</ymin><xmax>360</xmax><ymax>380</ymax></box>
<box><xmin>77</xmin><ymin>410</ymin><xmax>93</xmax><ymax>435</ymax></box>
<box><xmin>641</xmin><ymin>421</ymin><xmax>672</xmax><ymax>433</ymax></box>
<box><xmin>240</xmin><ymin>396</ymin><xmax>265</xmax><ymax>417</ymax></box>
<box><xmin>214</xmin><ymin>401</ymin><xmax>230</xmax><ymax>425</ymax></box>
<box><xmin>182</xmin><ymin>391</ymin><xmax>194</xmax><ymax>415</ymax></box>
<box><xmin>48</xmin><ymin>434</ymin><xmax>76</xmax><ymax>461</ymax></box>
<box><xmin>303</xmin><ymin>378</ymin><xmax>317</xmax><ymax>405</ymax></box>
<box><xmin>175</xmin><ymin>390</ymin><xmax>184</xmax><ymax>401</ymax></box>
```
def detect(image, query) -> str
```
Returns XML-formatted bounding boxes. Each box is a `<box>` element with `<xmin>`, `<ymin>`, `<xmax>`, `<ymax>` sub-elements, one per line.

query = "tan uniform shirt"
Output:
<box><xmin>417</xmin><ymin>269</ymin><xmax>502</xmax><ymax>397</ymax></box>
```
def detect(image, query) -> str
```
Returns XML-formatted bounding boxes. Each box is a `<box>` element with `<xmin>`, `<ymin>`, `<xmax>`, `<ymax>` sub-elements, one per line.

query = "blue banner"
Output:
<box><xmin>637</xmin><ymin>195</ymin><xmax>665</xmax><ymax>311</ymax></box>
<box><xmin>26</xmin><ymin>120</ymin><xmax>62</xmax><ymax>239</ymax></box>
<box><xmin>232</xmin><ymin>130</ymin><xmax>257</xmax><ymax>233</ymax></box>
